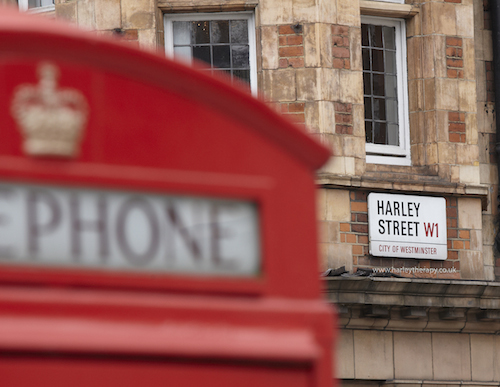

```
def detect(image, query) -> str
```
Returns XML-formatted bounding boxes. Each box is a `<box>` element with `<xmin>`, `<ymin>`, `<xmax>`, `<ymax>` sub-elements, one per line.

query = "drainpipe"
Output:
<box><xmin>492</xmin><ymin>0</ymin><xmax>500</xmax><ymax>252</ymax></box>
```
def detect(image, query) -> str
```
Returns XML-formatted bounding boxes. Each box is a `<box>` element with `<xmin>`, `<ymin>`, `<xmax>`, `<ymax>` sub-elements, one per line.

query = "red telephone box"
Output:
<box><xmin>0</xmin><ymin>8</ymin><xmax>334</xmax><ymax>387</ymax></box>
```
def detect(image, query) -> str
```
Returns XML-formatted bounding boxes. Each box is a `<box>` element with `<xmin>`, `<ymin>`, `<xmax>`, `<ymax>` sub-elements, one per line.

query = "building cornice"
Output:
<box><xmin>325</xmin><ymin>277</ymin><xmax>500</xmax><ymax>333</ymax></box>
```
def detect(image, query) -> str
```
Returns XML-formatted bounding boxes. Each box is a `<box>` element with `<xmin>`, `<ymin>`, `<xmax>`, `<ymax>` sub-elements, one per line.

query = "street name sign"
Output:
<box><xmin>368</xmin><ymin>193</ymin><xmax>447</xmax><ymax>260</ymax></box>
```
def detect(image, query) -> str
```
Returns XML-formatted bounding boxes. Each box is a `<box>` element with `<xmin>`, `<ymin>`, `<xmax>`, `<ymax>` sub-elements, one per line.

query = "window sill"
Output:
<box><xmin>360</xmin><ymin>0</ymin><xmax>418</xmax><ymax>18</ymax></box>
<box><xmin>25</xmin><ymin>5</ymin><xmax>55</xmax><ymax>14</ymax></box>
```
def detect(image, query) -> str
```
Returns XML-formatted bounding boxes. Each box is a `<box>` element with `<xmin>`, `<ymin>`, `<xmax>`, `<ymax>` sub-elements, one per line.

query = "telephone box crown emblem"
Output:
<box><xmin>11</xmin><ymin>62</ymin><xmax>89</xmax><ymax>157</ymax></box>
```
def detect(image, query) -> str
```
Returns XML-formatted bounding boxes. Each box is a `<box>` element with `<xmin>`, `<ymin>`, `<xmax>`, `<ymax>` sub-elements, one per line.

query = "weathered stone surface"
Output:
<box><xmin>432</xmin><ymin>333</ymin><xmax>471</xmax><ymax>380</ymax></box>
<box><xmin>95</xmin><ymin>0</ymin><xmax>121</xmax><ymax>30</ymax></box>
<box><xmin>56</xmin><ymin>1</ymin><xmax>77</xmax><ymax>22</ymax></box>
<box><xmin>335</xmin><ymin>329</ymin><xmax>354</xmax><ymax>379</ymax></box>
<box><xmin>460</xmin><ymin>250</ymin><xmax>484</xmax><ymax>279</ymax></box>
<box><xmin>394</xmin><ymin>332</ymin><xmax>433</xmax><ymax>379</ymax></box>
<box><xmin>261</xmin><ymin>26</ymin><xmax>279</xmax><ymax>69</ymax></box>
<box><xmin>262</xmin><ymin>69</ymin><xmax>296</xmax><ymax>101</ymax></box>
<box><xmin>122</xmin><ymin>0</ymin><xmax>155</xmax><ymax>29</ymax></box>
<box><xmin>353</xmin><ymin>330</ymin><xmax>394</xmax><ymax>379</ymax></box>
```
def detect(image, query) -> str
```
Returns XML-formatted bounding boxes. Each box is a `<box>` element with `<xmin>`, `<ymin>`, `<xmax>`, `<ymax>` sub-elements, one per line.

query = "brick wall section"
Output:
<box><xmin>484</xmin><ymin>0</ymin><xmax>491</xmax><ymax>30</ymax></box>
<box><xmin>278</xmin><ymin>25</ymin><xmax>304</xmax><ymax>69</ymax></box>
<box><xmin>486</xmin><ymin>61</ymin><xmax>495</xmax><ymax>102</ymax></box>
<box><xmin>446</xmin><ymin>37</ymin><xmax>464</xmax><ymax>79</ymax></box>
<box><xmin>280</xmin><ymin>102</ymin><xmax>305</xmax><ymax>125</ymax></box>
<box><xmin>335</xmin><ymin>102</ymin><xmax>353</xmax><ymax>134</ymax></box>
<box><xmin>449</xmin><ymin>111</ymin><xmax>466</xmax><ymax>143</ymax></box>
<box><xmin>332</xmin><ymin>25</ymin><xmax>350</xmax><ymax>69</ymax></box>
<box><xmin>343</xmin><ymin>192</ymin><xmax>463</xmax><ymax>279</ymax></box>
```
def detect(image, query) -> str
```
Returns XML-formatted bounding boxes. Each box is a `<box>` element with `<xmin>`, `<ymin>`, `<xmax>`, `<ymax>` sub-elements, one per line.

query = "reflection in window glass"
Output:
<box><xmin>362</xmin><ymin>23</ymin><xmax>399</xmax><ymax>146</ymax></box>
<box><xmin>171</xmin><ymin>18</ymin><xmax>252</xmax><ymax>88</ymax></box>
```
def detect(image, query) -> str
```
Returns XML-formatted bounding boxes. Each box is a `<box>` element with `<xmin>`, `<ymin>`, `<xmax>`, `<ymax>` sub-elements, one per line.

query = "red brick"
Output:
<box><xmin>446</xmin><ymin>37</ymin><xmax>462</xmax><ymax>46</ymax></box>
<box><xmin>447</xmin><ymin>197</ymin><xmax>457</xmax><ymax>206</ymax></box>
<box><xmin>289</xmin><ymin>102</ymin><xmax>305</xmax><ymax>112</ymax></box>
<box><xmin>449</xmin><ymin>132</ymin><xmax>465</xmax><ymax>142</ymax></box>
<box><xmin>279</xmin><ymin>46</ymin><xmax>304</xmax><ymax>57</ymax></box>
<box><xmin>332</xmin><ymin>36</ymin><xmax>345</xmax><ymax>46</ymax></box>
<box><xmin>278</xmin><ymin>25</ymin><xmax>295</xmax><ymax>35</ymax></box>
<box><xmin>279</xmin><ymin>58</ymin><xmax>288</xmax><ymax>68</ymax></box>
<box><xmin>280</xmin><ymin>104</ymin><xmax>289</xmax><ymax>113</ymax></box>
<box><xmin>332</xmin><ymin>58</ymin><xmax>345</xmax><ymax>69</ymax></box>
<box><xmin>351</xmin><ymin>202</ymin><xmax>368</xmax><ymax>212</ymax></box>
<box><xmin>335</xmin><ymin>113</ymin><xmax>353</xmax><ymax>124</ymax></box>
<box><xmin>340</xmin><ymin>223</ymin><xmax>350</xmax><ymax>232</ymax></box>
<box><xmin>288</xmin><ymin>57</ymin><xmax>304</xmax><ymax>68</ymax></box>
<box><xmin>446</xmin><ymin>47</ymin><xmax>457</xmax><ymax>57</ymax></box>
<box><xmin>456</xmin><ymin>48</ymin><xmax>463</xmax><ymax>57</ymax></box>
<box><xmin>332</xmin><ymin>25</ymin><xmax>349</xmax><ymax>35</ymax></box>
<box><xmin>288</xmin><ymin>113</ymin><xmax>305</xmax><ymax>123</ymax></box>
<box><xmin>335</xmin><ymin>102</ymin><xmax>352</xmax><ymax>113</ymax></box>
<box><xmin>453</xmin><ymin>240</ymin><xmax>464</xmax><ymax>249</ymax></box>
<box><xmin>352</xmin><ymin>245</ymin><xmax>364</xmax><ymax>255</ymax></box>
<box><xmin>332</xmin><ymin>47</ymin><xmax>350</xmax><ymax>58</ymax></box>
<box><xmin>448</xmin><ymin>229</ymin><xmax>458</xmax><ymax>238</ymax></box>
<box><xmin>464</xmin><ymin>241</ymin><xmax>470</xmax><ymax>249</ymax></box>
<box><xmin>346</xmin><ymin>233</ymin><xmax>357</xmax><ymax>243</ymax></box>
<box><xmin>447</xmin><ymin>207</ymin><xmax>458</xmax><ymax>217</ymax></box>
<box><xmin>449</xmin><ymin>122</ymin><xmax>466</xmax><ymax>132</ymax></box>
<box><xmin>279</xmin><ymin>36</ymin><xmax>287</xmax><ymax>46</ymax></box>
<box><xmin>336</xmin><ymin>124</ymin><xmax>352</xmax><ymax>134</ymax></box>
<box><xmin>287</xmin><ymin>35</ymin><xmax>303</xmax><ymax>45</ymax></box>
<box><xmin>344</xmin><ymin>59</ymin><xmax>351</xmax><ymax>69</ymax></box>
<box><xmin>447</xmin><ymin>58</ymin><xmax>463</xmax><ymax>68</ymax></box>
<box><xmin>352</xmin><ymin>224</ymin><xmax>368</xmax><ymax>233</ymax></box>
<box><xmin>445</xmin><ymin>0</ymin><xmax>461</xmax><ymax>3</ymax></box>
<box><xmin>447</xmin><ymin>69</ymin><xmax>458</xmax><ymax>78</ymax></box>
<box><xmin>358</xmin><ymin>235</ymin><xmax>369</xmax><ymax>244</ymax></box>
<box><xmin>459</xmin><ymin>230</ymin><xmax>470</xmax><ymax>239</ymax></box>
<box><xmin>340</xmin><ymin>234</ymin><xmax>346</xmax><ymax>242</ymax></box>
<box><xmin>448</xmin><ymin>112</ymin><xmax>462</xmax><ymax>122</ymax></box>
<box><xmin>486</xmin><ymin>61</ymin><xmax>493</xmax><ymax>71</ymax></box>
<box><xmin>448</xmin><ymin>250</ymin><xmax>459</xmax><ymax>260</ymax></box>
<box><xmin>356</xmin><ymin>213</ymin><xmax>368</xmax><ymax>223</ymax></box>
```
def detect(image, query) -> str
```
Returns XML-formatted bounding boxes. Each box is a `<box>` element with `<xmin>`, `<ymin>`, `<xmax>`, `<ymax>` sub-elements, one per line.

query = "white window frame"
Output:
<box><xmin>18</xmin><ymin>0</ymin><xmax>55</xmax><ymax>13</ymax></box>
<box><xmin>164</xmin><ymin>12</ymin><xmax>257</xmax><ymax>96</ymax></box>
<box><xmin>362</xmin><ymin>16</ymin><xmax>410</xmax><ymax>166</ymax></box>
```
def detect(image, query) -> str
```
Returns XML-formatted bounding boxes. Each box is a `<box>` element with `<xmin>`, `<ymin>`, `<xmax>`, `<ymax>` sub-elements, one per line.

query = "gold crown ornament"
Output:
<box><xmin>11</xmin><ymin>62</ymin><xmax>89</xmax><ymax>157</ymax></box>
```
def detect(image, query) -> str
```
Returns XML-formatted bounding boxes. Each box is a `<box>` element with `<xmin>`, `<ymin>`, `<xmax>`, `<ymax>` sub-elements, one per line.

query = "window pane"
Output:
<box><xmin>374</xmin><ymin>122</ymin><xmax>387</xmax><ymax>144</ymax></box>
<box><xmin>364</xmin><ymin>97</ymin><xmax>372</xmax><ymax>119</ymax></box>
<box><xmin>385</xmin><ymin>51</ymin><xmax>396</xmax><ymax>74</ymax></box>
<box><xmin>383</xmin><ymin>26</ymin><xmax>396</xmax><ymax>50</ymax></box>
<box><xmin>193</xmin><ymin>45</ymin><xmax>211</xmax><ymax>64</ymax></box>
<box><xmin>230</xmin><ymin>20</ymin><xmax>248</xmax><ymax>43</ymax></box>
<box><xmin>386</xmin><ymin>99</ymin><xmax>398</xmax><ymax>124</ymax></box>
<box><xmin>211</xmin><ymin>21</ymin><xmax>229</xmax><ymax>43</ymax></box>
<box><xmin>173</xmin><ymin>46</ymin><xmax>192</xmax><ymax>63</ymax></box>
<box><xmin>193</xmin><ymin>21</ymin><xmax>210</xmax><ymax>44</ymax></box>
<box><xmin>232</xmin><ymin>45</ymin><xmax>249</xmax><ymax>68</ymax></box>
<box><xmin>363</xmin><ymin>73</ymin><xmax>372</xmax><ymax>95</ymax></box>
<box><xmin>385</xmin><ymin>75</ymin><xmax>397</xmax><ymax>98</ymax></box>
<box><xmin>233</xmin><ymin>70</ymin><xmax>251</xmax><ymax>84</ymax></box>
<box><xmin>361</xmin><ymin>24</ymin><xmax>369</xmax><ymax>46</ymax></box>
<box><xmin>372</xmin><ymin>49</ymin><xmax>384</xmax><ymax>72</ymax></box>
<box><xmin>373</xmin><ymin>74</ymin><xmax>385</xmax><ymax>96</ymax></box>
<box><xmin>370</xmin><ymin>25</ymin><xmax>383</xmax><ymax>48</ymax></box>
<box><xmin>173</xmin><ymin>22</ymin><xmax>191</xmax><ymax>45</ymax></box>
<box><xmin>388</xmin><ymin>123</ymin><xmax>399</xmax><ymax>146</ymax></box>
<box><xmin>362</xmin><ymin>48</ymin><xmax>371</xmax><ymax>70</ymax></box>
<box><xmin>365</xmin><ymin>121</ymin><xmax>373</xmax><ymax>143</ymax></box>
<box><xmin>373</xmin><ymin>98</ymin><xmax>386</xmax><ymax>120</ymax></box>
<box><xmin>213</xmin><ymin>45</ymin><xmax>231</xmax><ymax>68</ymax></box>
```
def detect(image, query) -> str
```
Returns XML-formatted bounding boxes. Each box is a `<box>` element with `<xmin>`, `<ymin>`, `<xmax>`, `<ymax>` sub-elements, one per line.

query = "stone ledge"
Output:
<box><xmin>316</xmin><ymin>173</ymin><xmax>489</xmax><ymax>210</ymax></box>
<box><xmin>325</xmin><ymin>277</ymin><xmax>500</xmax><ymax>333</ymax></box>
<box><xmin>159</xmin><ymin>1</ymin><xmax>258</xmax><ymax>13</ymax></box>
<box><xmin>360</xmin><ymin>0</ymin><xmax>419</xmax><ymax>19</ymax></box>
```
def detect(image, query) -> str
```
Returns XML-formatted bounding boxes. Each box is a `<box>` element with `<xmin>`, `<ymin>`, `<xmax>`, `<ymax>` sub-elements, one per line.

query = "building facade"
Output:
<box><xmin>6</xmin><ymin>0</ymin><xmax>500</xmax><ymax>386</ymax></box>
